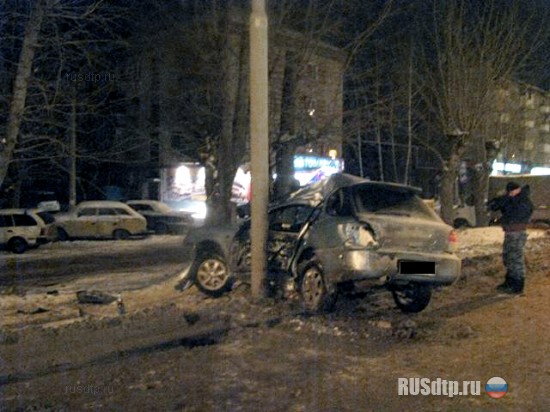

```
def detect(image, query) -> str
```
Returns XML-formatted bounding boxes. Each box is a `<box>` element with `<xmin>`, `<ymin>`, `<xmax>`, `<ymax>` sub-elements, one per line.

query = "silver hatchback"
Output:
<box><xmin>180</xmin><ymin>174</ymin><xmax>461</xmax><ymax>313</ymax></box>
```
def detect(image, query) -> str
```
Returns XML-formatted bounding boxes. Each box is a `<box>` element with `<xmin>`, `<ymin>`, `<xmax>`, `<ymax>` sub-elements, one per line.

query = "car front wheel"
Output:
<box><xmin>154</xmin><ymin>222</ymin><xmax>169</xmax><ymax>235</ymax></box>
<box><xmin>299</xmin><ymin>260</ymin><xmax>336</xmax><ymax>313</ymax></box>
<box><xmin>57</xmin><ymin>228</ymin><xmax>70</xmax><ymax>241</ymax></box>
<box><xmin>9</xmin><ymin>237</ymin><xmax>28</xmax><ymax>254</ymax></box>
<box><xmin>391</xmin><ymin>283</ymin><xmax>432</xmax><ymax>313</ymax></box>
<box><xmin>113</xmin><ymin>229</ymin><xmax>130</xmax><ymax>240</ymax></box>
<box><xmin>192</xmin><ymin>253</ymin><xmax>233</xmax><ymax>297</ymax></box>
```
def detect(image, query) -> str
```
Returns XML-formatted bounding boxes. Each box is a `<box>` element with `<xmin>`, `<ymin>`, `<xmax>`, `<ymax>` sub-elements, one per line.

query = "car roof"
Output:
<box><xmin>126</xmin><ymin>200</ymin><xmax>162</xmax><ymax>204</ymax></box>
<box><xmin>77</xmin><ymin>201</ymin><xmax>130</xmax><ymax>208</ymax></box>
<box><xmin>0</xmin><ymin>208</ymin><xmax>40</xmax><ymax>214</ymax></box>
<box><xmin>288</xmin><ymin>173</ymin><xmax>421</xmax><ymax>205</ymax></box>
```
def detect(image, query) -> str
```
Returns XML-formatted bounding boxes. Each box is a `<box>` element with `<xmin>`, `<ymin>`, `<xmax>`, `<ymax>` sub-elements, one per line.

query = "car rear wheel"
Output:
<box><xmin>299</xmin><ymin>260</ymin><xmax>336</xmax><ymax>313</ymax></box>
<box><xmin>192</xmin><ymin>253</ymin><xmax>233</xmax><ymax>297</ymax></box>
<box><xmin>391</xmin><ymin>283</ymin><xmax>432</xmax><ymax>313</ymax></box>
<box><xmin>57</xmin><ymin>228</ymin><xmax>70</xmax><ymax>241</ymax></box>
<box><xmin>9</xmin><ymin>237</ymin><xmax>28</xmax><ymax>254</ymax></box>
<box><xmin>453</xmin><ymin>218</ymin><xmax>471</xmax><ymax>229</ymax></box>
<box><xmin>154</xmin><ymin>222</ymin><xmax>169</xmax><ymax>235</ymax></box>
<box><xmin>113</xmin><ymin>229</ymin><xmax>130</xmax><ymax>240</ymax></box>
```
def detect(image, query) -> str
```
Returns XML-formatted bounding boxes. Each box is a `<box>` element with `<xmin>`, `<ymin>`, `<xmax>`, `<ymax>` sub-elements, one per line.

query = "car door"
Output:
<box><xmin>12</xmin><ymin>213</ymin><xmax>40</xmax><ymax>242</ymax></box>
<box><xmin>306</xmin><ymin>187</ymin><xmax>360</xmax><ymax>275</ymax></box>
<box><xmin>130</xmin><ymin>204</ymin><xmax>156</xmax><ymax>230</ymax></box>
<box><xmin>114</xmin><ymin>207</ymin><xmax>144</xmax><ymax>234</ymax></box>
<box><xmin>73</xmin><ymin>207</ymin><xmax>98</xmax><ymax>237</ymax></box>
<box><xmin>0</xmin><ymin>215</ymin><xmax>13</xmax><ymax>244</ymax></box>
<box><xmin>95</xmin><ymin>208</ymin><xmax>120</xmax><ymax>237</ymax></box>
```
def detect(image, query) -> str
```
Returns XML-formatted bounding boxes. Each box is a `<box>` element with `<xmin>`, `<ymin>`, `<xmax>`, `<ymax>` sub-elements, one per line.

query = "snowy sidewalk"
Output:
<box><xmin>455</xmin><ymin>226</ymin><xmax>547</xmax><ymax>258</ymax></box>
<box><xmin>0</xmin><ymin>227</ymin><xmax>548</xmax><ymax>389</ymax></box>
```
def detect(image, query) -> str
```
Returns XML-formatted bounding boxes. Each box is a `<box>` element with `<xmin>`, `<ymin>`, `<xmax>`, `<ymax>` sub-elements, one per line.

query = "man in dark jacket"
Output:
<box><xmin>488</xmin><ymin>182</ymin><xmax>534</xmax><ymax>294</ymax></box>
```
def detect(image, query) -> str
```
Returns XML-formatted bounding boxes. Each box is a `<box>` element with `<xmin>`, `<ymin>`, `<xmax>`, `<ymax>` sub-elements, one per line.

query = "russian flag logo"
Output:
<box><xmin>486</xmin><ymin>377</ymin><xmax>508</xmax><ymax>399</ymax></box>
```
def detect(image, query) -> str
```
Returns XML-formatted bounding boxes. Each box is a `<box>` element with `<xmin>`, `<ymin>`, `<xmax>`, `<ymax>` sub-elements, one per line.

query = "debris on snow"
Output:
<box><xmin>392</xmin><ymin>319</ymin><xmax>417</xmax><ymax>339</ymax></box>
<box><xmin>16</xmin><ymin>307</ymin><xmax>49</xmax><ymax>315</ymax></box>
<box><xmin>76</xmin><ymin>290</ymin><xmax>117</xmax><ymax>305</ymax></box>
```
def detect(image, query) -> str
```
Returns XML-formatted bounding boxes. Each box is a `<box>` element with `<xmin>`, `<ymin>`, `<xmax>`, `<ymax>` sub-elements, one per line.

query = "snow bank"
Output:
<box><xmin>456</xmin><ymin>227</ymin><xmax>547</xmax><ymax>258</ymax></box>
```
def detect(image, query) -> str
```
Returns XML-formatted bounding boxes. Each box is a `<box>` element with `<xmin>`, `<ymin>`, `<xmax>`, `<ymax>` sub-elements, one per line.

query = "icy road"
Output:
<box><xmin>0</xmin><ymin>235</ymin><xmax>189</xmax><ymax>294</ymax></box>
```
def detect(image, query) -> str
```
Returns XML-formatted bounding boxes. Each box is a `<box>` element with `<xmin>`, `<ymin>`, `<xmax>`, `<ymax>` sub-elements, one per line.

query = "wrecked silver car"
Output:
<box><xmin>178</xmin><ymin>173</ymin><xmax>461</xmax><ymax>313</ymax></box>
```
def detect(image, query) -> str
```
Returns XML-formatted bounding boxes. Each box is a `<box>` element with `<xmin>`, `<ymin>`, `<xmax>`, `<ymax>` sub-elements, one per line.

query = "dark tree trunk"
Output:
<box><xmin>273</xmin><ymin>142</ymin><xmax>297</xmax><ymax>200</ymax></box>
<box><xmin>274</xmin><ymin>51</ymin><xmax>299</xmax><ymax>200</ymax></box>
<box><xmin>0</xmin><ymin>0</ymin><xmax>45</xmax><ymax>188</ymax></box>
<box><xmin>207</xmin><ymin>24</ymin><xmax>249</xmax><ymax>225</ymax></box>
<box><xmin>439</xmin><ymin>149</ymin><xmax>461</xmax><ymax>225</ymax></box>
<box><xmin>472</xmin><ymin>167</ymin><xmax>490</xmax><ymax>227</ymax></box>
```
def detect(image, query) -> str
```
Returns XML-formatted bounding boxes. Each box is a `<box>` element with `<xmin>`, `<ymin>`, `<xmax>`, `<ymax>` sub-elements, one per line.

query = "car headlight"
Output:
<box><xmin>344</xmin><ymin>223</ymin><xmax>378</xmax><ymax>249</ymax></box>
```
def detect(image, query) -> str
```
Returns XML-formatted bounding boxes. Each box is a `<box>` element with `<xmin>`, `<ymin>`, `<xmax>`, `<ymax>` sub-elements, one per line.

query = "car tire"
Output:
<box><xmin>57</xmin><ymin>228</ymin><xmax>70</xmax><ymax>241</ymax></box>
<box><xmin>9</xmin><ymin>237</ymin><xmax>28</xmax><ymax>254</ymax></box>
<box><xmin>154</xmin><ymin>222</ymin><xmax>169</xmax><ymax>235</ymax></box>
<box><xmin>453</xmin><ymin>218</ymin><xmax>471</xmax><ymax>229</ymax></box>
<box><xmin>391</xmin><ymin>283</ymin><xmax>432</xmax><ymax>313</ymax></box>
<box><xmin>298</xmin><ymin>259</ymin><xmax>336</xmax><ymax>313</ymax></box>
<box><xmin>192</xmin><ymin>253</ymin><xmax>233</xmax><ymax>297</ymax></box>
<box><xmin>113</xmin><ymin>229</ymin><xmax>130</xmax><ymax>240</ymax></box>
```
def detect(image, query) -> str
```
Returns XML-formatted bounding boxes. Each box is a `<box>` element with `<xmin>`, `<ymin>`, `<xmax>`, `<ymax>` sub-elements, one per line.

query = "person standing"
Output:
<box><xmin>488</xmin><ymin>182</ymin><xmax>534</xmax><ymax>294</ymax></box>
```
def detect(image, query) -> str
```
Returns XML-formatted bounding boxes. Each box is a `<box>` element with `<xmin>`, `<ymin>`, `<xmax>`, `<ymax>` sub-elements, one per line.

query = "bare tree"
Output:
<box><xmin>413</xmin><ymin>0</ymin><xmax>550</xmax><ymax>225</ymax></box>
<box><xmin>1</xmin><ymin>0</ymin><xmax>143</xmax><ymax>204</ymax></box>
<box><xmin>149</xmin><ymin>1</ymin><xmax>251</xmax><ymax>224</ymax></box>
<box><xmin>341</xmin><ymin>1</ymin><xmax>425</xmax><ymax>184</ymax></box>
<box><xmin>0</xmin><ymin>0</ymin><xmax>46</xmax><ymax>191</ymax></box>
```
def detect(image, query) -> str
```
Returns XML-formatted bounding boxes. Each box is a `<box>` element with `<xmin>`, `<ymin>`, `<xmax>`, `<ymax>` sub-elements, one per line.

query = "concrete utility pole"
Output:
<box><xmin>249</xmin><ymin>0</ymin><xmax>269</xmax><ymax>299</ymax></box>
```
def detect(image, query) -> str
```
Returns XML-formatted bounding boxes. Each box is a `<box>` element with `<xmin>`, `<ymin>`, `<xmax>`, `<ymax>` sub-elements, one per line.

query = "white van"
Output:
<box><xmin>452</xmin><ymin>174</ymin><xmax>550</xmax><ymax>227</ymax></box>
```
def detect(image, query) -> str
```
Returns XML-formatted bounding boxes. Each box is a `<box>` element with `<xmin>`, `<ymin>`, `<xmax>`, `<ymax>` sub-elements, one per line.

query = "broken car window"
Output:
<box><xmin>269</xmin><ymin>205</ymin><xmax>313</xmax><ymax>232</ymax></box>
<box><xmin>353</xmin><ymin>185</ymin><xmax>433</xmax><ymax>218</ymax></box>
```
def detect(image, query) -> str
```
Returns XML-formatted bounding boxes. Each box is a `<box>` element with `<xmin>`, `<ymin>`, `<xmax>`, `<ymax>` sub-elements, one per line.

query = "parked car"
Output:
<box><xmin>20</xmin><ymin>190</ymin><xmax>61</xmax><ymax>213</ymax></box>
<box><xmin>55</xmin><ymin>201</ymin><xmax>148</xmax><ymax>241</ymax></box>
<box><xmin>126</xmin><ymin>200</ymin><xmax>194</xmax><ymax>234</ymax></box>
<box><xmin>178</xmin><ymin>173</ymin><xmax>461</xmax><ymax>313</ymax></box>
<box><xmin>0</xmin><ymin>209</ymin><xmax>57</xmax><ymax>253</ymax></box>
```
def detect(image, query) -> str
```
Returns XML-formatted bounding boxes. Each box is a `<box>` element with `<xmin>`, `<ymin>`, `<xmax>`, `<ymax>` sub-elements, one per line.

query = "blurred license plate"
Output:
<box><xmin>399</xmin><ymin>261</ymin><xmax>435</xmax><ymax>275</ymax></box>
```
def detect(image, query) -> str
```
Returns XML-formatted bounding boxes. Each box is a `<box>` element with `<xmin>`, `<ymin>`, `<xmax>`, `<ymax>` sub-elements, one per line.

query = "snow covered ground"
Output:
<box><xmin>0</xmin><ymin>227</ymin><xmax>547</xmax><ymax>330</ymax></box>
<box><xmin>2</xmin><ymin>229</ymin><xmax>549</xmax><ymax>411</ymax></box>
<box><xmin>3</xmin><ymin>234</ymin><xmax>186</xmax><ymax>261</ymax></box>
<box><xmin>455</xmin><ymin>226</ymin><xmax>546</xmax><ymax>258</ymax></box>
